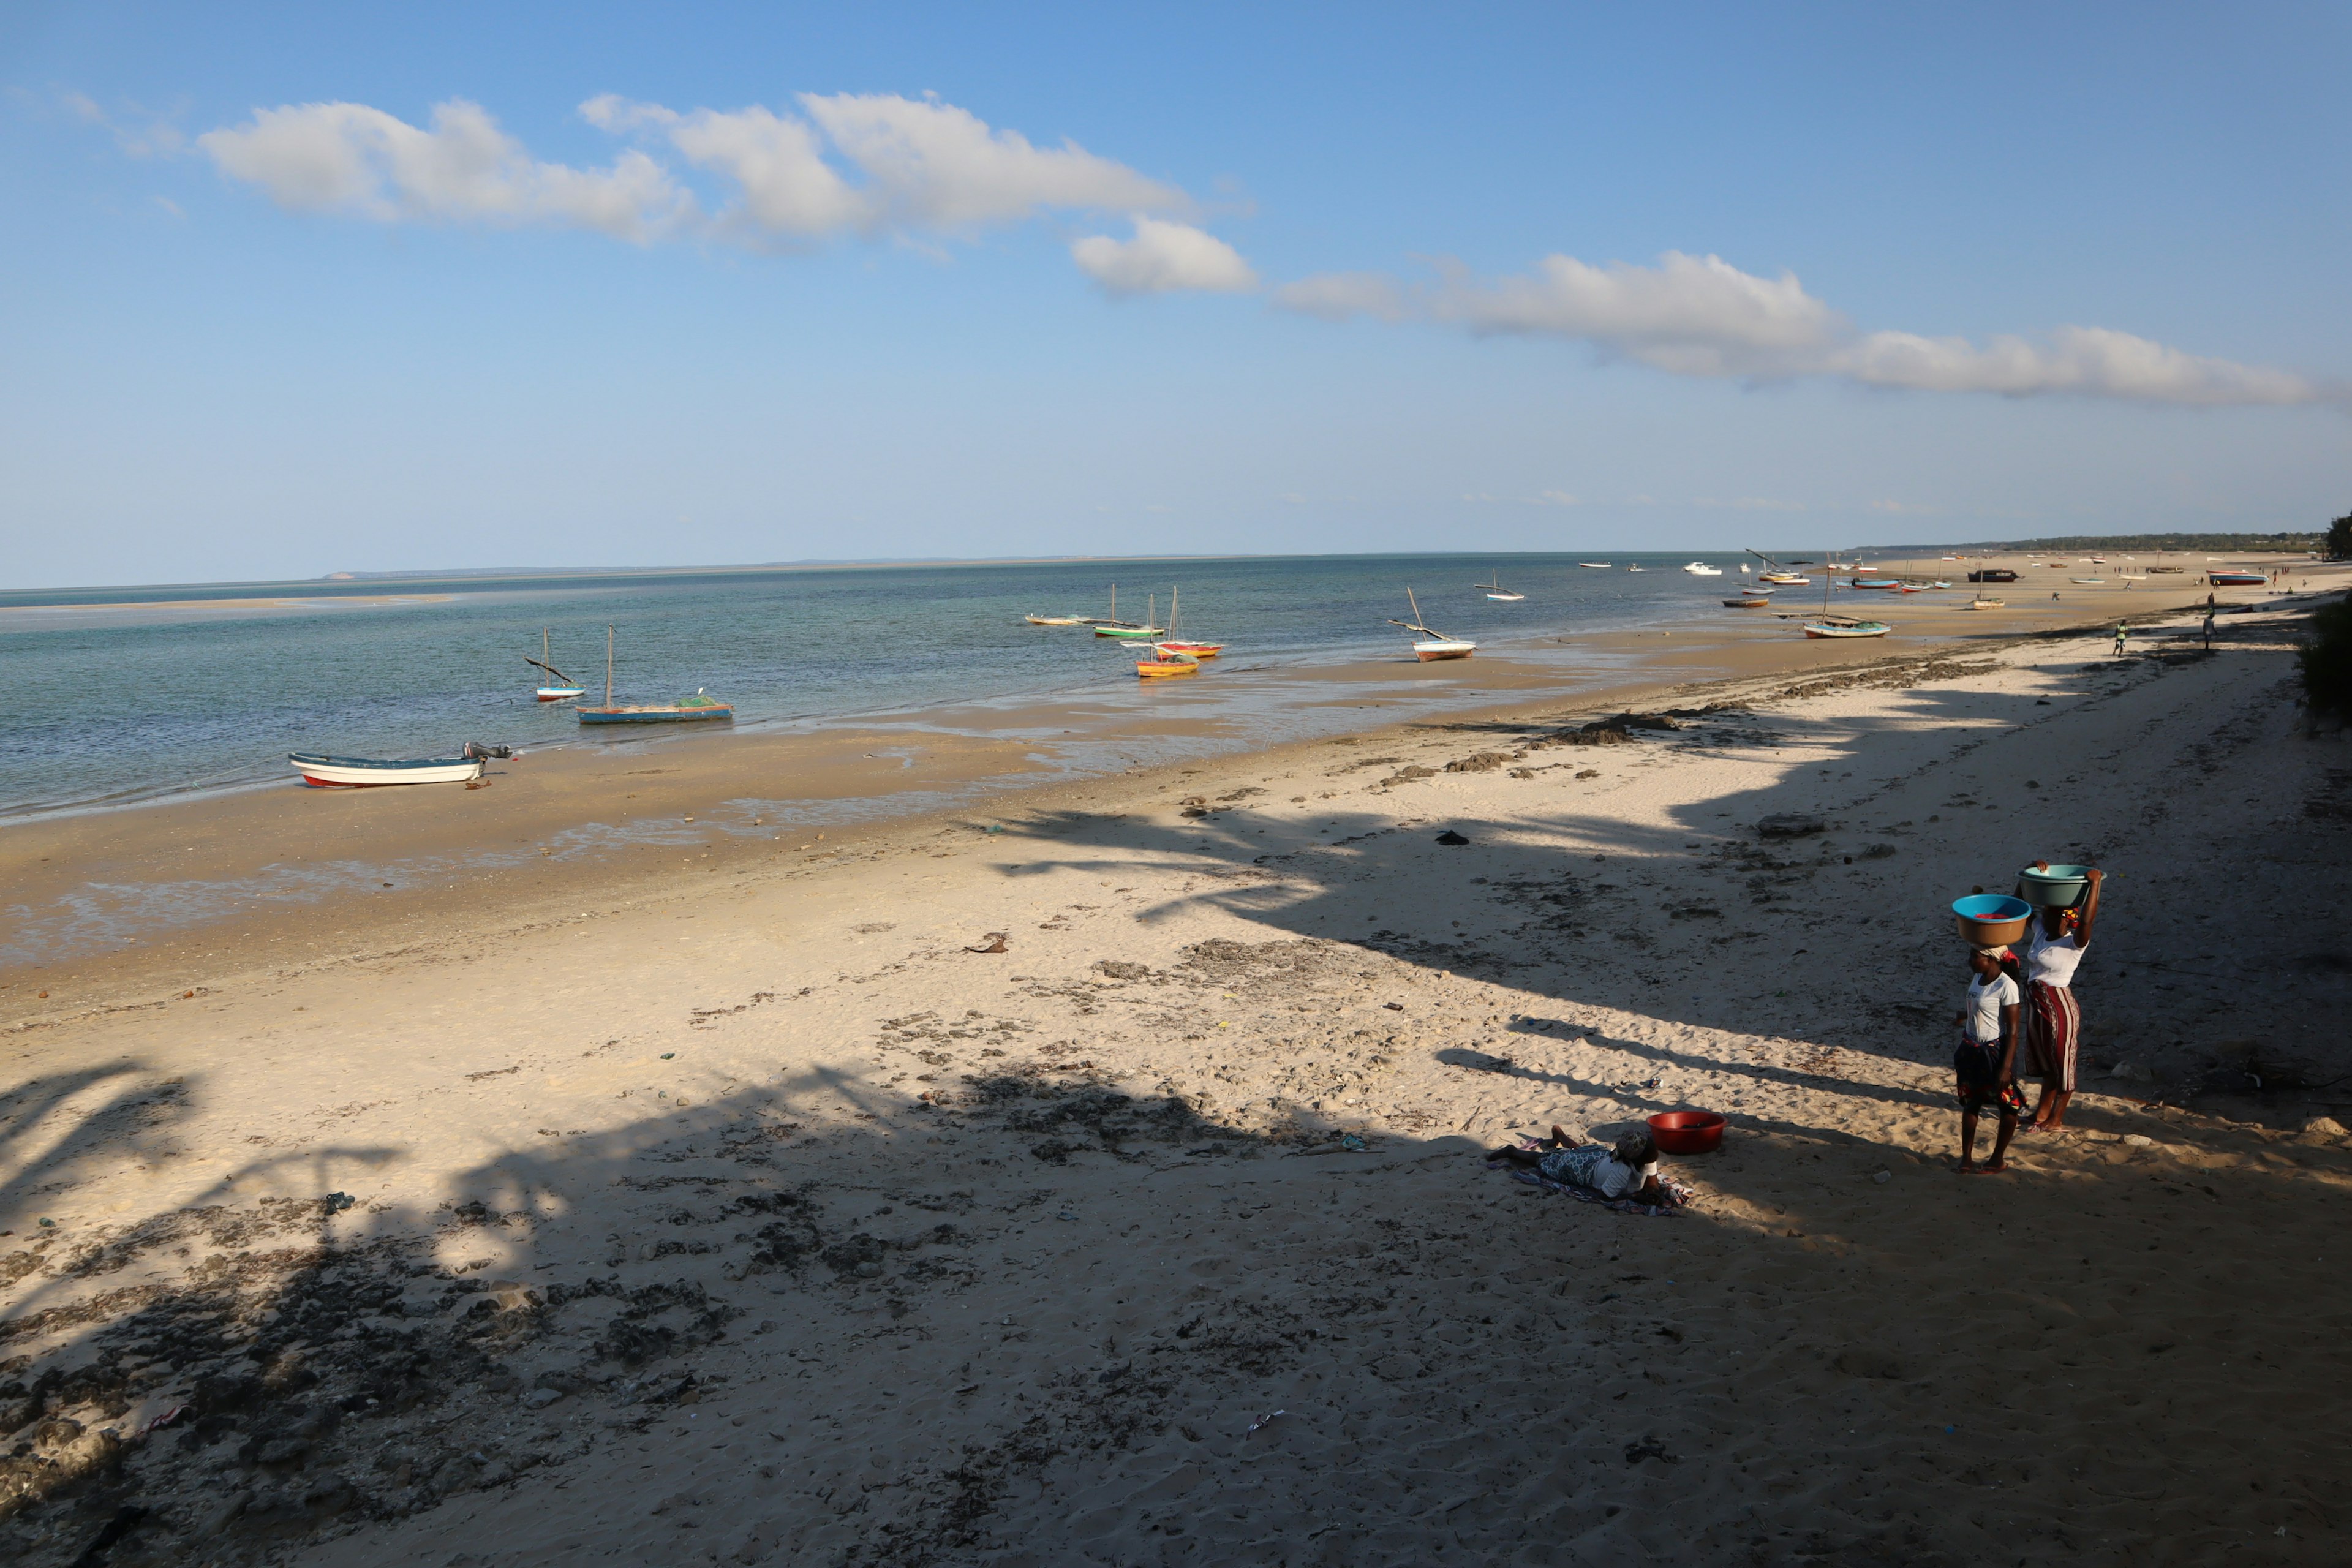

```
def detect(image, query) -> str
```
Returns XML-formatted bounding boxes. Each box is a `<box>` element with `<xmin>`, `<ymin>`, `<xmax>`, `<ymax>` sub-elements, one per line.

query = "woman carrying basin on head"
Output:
<box><xmin>2011</xmin><ymin>861</ymin><xmax>2104</xmax><ymax>1133</ymax></box>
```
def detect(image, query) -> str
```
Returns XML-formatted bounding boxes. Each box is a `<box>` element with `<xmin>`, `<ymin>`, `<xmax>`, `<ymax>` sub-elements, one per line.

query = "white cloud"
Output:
<box><xmin>195</xmin><ymin>100</ymin><xmax>693</xmax><ymax>241</ymax></box>
<box><xmin>1278</xmin><ymin>249</ymin><xmax>2335</xmax><ymax>407</ymax></box>
<box><xmin>1270</xmin><ymin>271</ymin><xmax>1404</xmax><ymax>322</ymax></box>
<box><xmin>1460</xmin><ymin>489</ymin><xmax>1583</xmax><ymax>507</ymax></box>
<box><xmin>64</xmin><ymin>91</ymin><xmax>186</xmax><ymax>157</ymax></box>
<box><xmin>654</xmin><ymin>104</ymin><xmax>870</xmax><ymax>243</ymax></box>
<box><xmin>1828</xmin><ymin>325</ymin><xmax>2319</xmax><ymax>405</ymax></box>
<box><xmin>1071</xmin><ymin>217</ymin><xmax>1256</xmax><ymax>296</ymax></box>
<box><xmin>196</xmin><ymin>91</ymin><xmax>1204</xmax><ymax>259</ymax></box>
<box><xmin>799</xmin><ymin>93</ymin><xmax>1187</xmax><ymax>229</ymax></box>
<box><xmin>1434</xmin><ymin>251</ymin><xmax>1839</xmax><ymax>377</ymax></box>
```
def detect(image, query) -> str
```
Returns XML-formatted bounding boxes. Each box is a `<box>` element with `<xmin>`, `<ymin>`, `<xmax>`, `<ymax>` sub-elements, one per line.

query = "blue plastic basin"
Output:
<box><xmin>2018</xmin><ymin>864</ymin><xmax>2092</xmax><ymax>907</ymax></box>
<box><xmin>1952</xmin><ymin>894</ymin><xmax>2032</xmax><ymax>946</ymax></box>
<box><xmin>1953</xmin><ymin>895</ymin><xmax>2031</xmax><ymax>922</ymax></box>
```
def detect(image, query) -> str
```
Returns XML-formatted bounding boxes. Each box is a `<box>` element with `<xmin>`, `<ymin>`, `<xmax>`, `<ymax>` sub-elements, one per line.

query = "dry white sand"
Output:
<box><xmin>3</xmin><ymin>598</ymin><xmax>2350</xmax><ymax>1566</ymax></box>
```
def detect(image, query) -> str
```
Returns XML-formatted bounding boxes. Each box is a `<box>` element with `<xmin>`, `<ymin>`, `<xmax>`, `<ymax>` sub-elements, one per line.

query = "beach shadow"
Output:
<box><xmin>1</xmin><ymin>1020</ymin><xmax>2346</xmax><ymax>1566</ymax></box>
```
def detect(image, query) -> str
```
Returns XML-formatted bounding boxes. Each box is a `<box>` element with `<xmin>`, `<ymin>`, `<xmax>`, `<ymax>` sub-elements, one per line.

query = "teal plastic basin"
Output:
<box><xmin>2018</xmin><ymin>864</ymin><xmax>2092</xmax><ymax>907</ymax></box>
<box><xmin>1953</xmin><ymin>894</ymin><xmax>2031</xmax><ymax>946</ymax></box>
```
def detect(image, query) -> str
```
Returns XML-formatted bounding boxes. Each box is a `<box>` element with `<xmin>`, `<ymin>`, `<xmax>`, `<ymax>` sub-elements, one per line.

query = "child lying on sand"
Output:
<box><xmin>1489</xmin><ymin>1126</ymin><xmax>1661</xmax><ymax>1202</ymax></box>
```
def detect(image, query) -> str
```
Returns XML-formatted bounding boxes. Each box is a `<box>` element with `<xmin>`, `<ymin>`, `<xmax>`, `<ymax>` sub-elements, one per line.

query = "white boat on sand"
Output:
<box><xmin>1389</xmin><ymin>589</ymin><xmax>1476</xmax><ymax>661</ymax></box>
<box><xmin>291</xmin><ymin>742</ymin><xmax>511</xmax><ymax>788</ymax></box>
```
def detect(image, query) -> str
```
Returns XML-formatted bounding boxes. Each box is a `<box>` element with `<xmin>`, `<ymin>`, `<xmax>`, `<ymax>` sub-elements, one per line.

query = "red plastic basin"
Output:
<box><xmin>1648</xmin><ymin>1110</ymin><xmax>1727</xmax><ymax>1154</ymax></box>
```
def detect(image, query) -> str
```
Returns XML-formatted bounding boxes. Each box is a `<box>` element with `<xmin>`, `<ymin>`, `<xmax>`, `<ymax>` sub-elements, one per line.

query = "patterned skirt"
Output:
<box><xmin>1536</xmin><ymin>1145</ymin><xmax>1613</xmax><ymax>1190</ymax></box>
<box><xmin>2023</xmin><ymin>981</ymin><xmax>2081</xmax><ymax>1093</ymax></box>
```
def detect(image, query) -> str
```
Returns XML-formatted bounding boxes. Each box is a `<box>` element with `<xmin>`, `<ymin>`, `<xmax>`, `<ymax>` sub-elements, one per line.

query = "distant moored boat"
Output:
<box><xmin>576</xmin><ymin>627</ymin><xmax>734</xmax><ymax>725</ymax></box>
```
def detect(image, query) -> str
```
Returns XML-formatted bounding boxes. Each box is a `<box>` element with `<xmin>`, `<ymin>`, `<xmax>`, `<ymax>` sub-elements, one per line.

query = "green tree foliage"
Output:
<box><xmin>2326</xmin><ymin>511</ymin><xmax>2352</xmax><ymax>560</ymax></box>
<box><xmin>2301</xmin><ymin>593</ymin><xmax>2352</xmax><ymax>723</ymax></box>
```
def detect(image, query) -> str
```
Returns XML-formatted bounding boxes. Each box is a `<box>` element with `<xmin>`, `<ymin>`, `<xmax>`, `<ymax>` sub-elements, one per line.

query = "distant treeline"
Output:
<box><xmin>1863</xmin><ymin>533</ymin><xmax>2321</xmax><ymax>554</ymax></box>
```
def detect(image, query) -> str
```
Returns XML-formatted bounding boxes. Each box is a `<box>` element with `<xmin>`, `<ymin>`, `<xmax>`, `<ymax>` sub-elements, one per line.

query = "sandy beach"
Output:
<box><xmin>3</xmin><ymin>568</ymin><xmax>2350</xmax><ymax>1566</ymax></box>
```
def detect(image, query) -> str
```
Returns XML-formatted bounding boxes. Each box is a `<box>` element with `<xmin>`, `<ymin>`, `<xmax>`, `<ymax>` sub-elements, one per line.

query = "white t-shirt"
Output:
<box><xmin>1589</xmin><ymin>1156</ymin><xmax>1658</xmax><ymax>1198</ymax></box>
<box><xmin>2026</xmin><ymin>927</ymin><xmax>2086</xmax><ymax>988</ymax></box>
<box><xmin>1965</xmin><ymin>971</ymin><xmax>2020</xmax><ymax>1044</ymax></box>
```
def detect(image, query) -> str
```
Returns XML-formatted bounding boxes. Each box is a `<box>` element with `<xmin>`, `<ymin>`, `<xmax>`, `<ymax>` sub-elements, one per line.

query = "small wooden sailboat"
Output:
<box><xmin>1803</xmin><ymin>617</ymin><xmax>1891</xmax><ymax>639</ymax></box>
<box><xmin>1724</xmin><ymin>595</ymin><xmax>1773</xmax><ymax>608</ymax></box>
<box><xmin>1025</xmin><ymin>615</ymin><xmax>1084</xmax><ymax>626</ymax></box>
<box><xmin>2070</xmin><ymin>577</ymin><xmax>2106</xmax><ymax>584</ymax></box>
<box><xmin>1096</xmin><ymin>589</ymin><xmax>1167</xmax><ymax>640</ymax></box>
<box><xmin>1847</xmin><ymin>577</ymin><xmax>1902</xmax><ymax>590</ymax></box>
<box><xmin>1136</xmin><ymin>647</ymin><xmax>1200</xmax><ymax>678</ymax></box>
<box><xmin>576</xmin><ymin>626</ymin><xmax>734</xmax><ymax>724</ymax></box>
<box><xmin>290</xmin><ymin>742</ymin><xmax>511</xmax><ymax>788</ymax></box>
<box><xmin>526</xmin><ymin>629</ymin><xmax>586</xmax><ymax>701</ymax></box>
<box><xmin>1966</xmin><ymin>595</ymin><xmax>2007</xmax><ymax>609</ymax></box>
<box><xmin>1152</xmin><ymin>586</ymin><xmax>1224</xmax><ymax>658</ymax></box>
<box><xmin>1479</xmin><ymin>570</ymin><xmax>1525</xmax><ymax>601</ymax></box>
<box><xmin>1090</xmin><ymin>585</ymin><xmax>1164</xmax><ymax>638</ymax></box>
<box><xmin>1389</xmin><ymin>589</ymin><xmax>1476</xmax><ymax>660</ymax></box>
<box><xmin>1578</xmin><ymin>562</ymin><xmax>1612</xmax><ymax>568</ymax></box>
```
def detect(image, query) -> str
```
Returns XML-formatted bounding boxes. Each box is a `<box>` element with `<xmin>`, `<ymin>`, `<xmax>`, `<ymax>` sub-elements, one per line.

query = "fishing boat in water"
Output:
<box><xmin>1136</xmin><ymin>647</ymin><xmax>1200</xmax><ymax>678</ymax></box>
<box><xmin>576</xmin><ymin>626</ymin><xmax>734</xmax><ymax>724</ymax></box>
<box><xmin>1024</xmin><ymin>615</ymin><xmax>1084</xmax><ymax>626</ymax></box>
<box><xmin>526</xmin><ymin>629</ymin><xmax>586</xmax><ymax>701</ymax></box>
<box><xmin>1389</xmin><ymin>589</ymin><xmax>1476</xmax><ymax>660</ymax></box>
<box><xmin>1578</xmin><ymin>562</ymin><xmax>1612</xmax><ymax>568</ymax></box>
<box><xmin>1090</xmin><ymin>586</ymin><xmax>1164</xmax><ymax>638</ymax></box>
<box><xmin>1723</xmin><ymin>594</ymin><xmax>1773</xmax><ymax>608</ymax></box>
<box><xmin>290</xmin><ymin>742</ymin><xmax>512</xmax><ymax>788</ymax></box>
<box><xmin>1683</xmin><ymin>561</ymin><xmax>1723</xmax><ymax>576</ymax></box>
<box><xmin>1152</xmin><ymin>586</ymin><xmax>1223</xmax><ymax>658</ymax></box>
<box><xmin>1479</xmin><ymin>570</ymin><xmax>1526</xmax><ymax>601</ymax></box>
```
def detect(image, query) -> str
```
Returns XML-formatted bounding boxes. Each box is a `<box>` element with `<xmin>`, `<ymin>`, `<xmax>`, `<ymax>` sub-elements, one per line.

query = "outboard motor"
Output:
<box><xmin>462</xmin><ymin>742</ymin><xmax>515</xmax><ymax>761</ymax></box>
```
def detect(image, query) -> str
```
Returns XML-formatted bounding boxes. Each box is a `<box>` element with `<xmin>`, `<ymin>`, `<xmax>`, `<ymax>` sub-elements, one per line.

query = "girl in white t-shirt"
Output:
<box><xmin>1952</xmin><ymin>946</ymin><xmax>2026</xmax><ymax>1173</ymax></box>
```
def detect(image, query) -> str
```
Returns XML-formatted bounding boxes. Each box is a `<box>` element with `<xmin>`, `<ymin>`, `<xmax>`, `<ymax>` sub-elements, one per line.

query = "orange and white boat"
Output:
<box><xmin>1151</xmin><ymin>587</ymin><xmax>1223</xmax><ymax>659</ymax></box>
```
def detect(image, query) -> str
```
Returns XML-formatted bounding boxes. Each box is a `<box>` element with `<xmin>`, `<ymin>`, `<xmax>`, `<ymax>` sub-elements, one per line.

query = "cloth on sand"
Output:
<box><xmin>1953</xmin><ymin>1037</ymin><xmax>2027</xmax><ymax>1114</ymax></box>
<box><xmin>2023</xmin><ymin>979</ymin><xmax>2081</xmax><ymax>1092</ymax></box>
<box><xmin>1493</xmin><ymin>1142</ymin><xmax>1692</xmax><ymax>1216</ymax></box>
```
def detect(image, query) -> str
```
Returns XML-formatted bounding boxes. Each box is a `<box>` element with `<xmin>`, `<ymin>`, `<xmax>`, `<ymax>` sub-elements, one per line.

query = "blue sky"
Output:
<box><xmin>4</xmin><ymin>1</ymin><xmax>2348</xmax><ymax>587</ymax></box>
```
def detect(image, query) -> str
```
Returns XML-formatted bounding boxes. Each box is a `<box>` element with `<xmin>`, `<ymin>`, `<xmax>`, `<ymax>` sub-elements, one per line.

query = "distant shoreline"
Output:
<box><xmin>1</xmin><ymin>545</ymin><xmax>2322</xmax><ymax>609</ymax></box>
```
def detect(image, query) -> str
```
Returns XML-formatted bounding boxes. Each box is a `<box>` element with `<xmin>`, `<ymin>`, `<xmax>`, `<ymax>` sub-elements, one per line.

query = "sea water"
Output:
<box><xmin>0</xmin><ymin>553</ymin><xmax>1775</xmax><ymax>818</ymax></box>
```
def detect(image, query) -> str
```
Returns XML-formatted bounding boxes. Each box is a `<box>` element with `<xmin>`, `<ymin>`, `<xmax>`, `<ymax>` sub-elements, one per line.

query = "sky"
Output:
<box><xmin>3</xmin><ymin>1</ymin><xmax>2348</xmax><ymax>588</ymax></box>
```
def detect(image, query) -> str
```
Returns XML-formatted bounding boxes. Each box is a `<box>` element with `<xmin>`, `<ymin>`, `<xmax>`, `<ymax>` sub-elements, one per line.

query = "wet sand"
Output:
<box><xmin>1</xmin><ymin>564</ymin><xmax>2348</xmax><ymax>1566</ymax></box>
<box><xmin>0</xmin><ymin>556</ymin><xmax>2310</xmax><ymax>1005</ymax></box>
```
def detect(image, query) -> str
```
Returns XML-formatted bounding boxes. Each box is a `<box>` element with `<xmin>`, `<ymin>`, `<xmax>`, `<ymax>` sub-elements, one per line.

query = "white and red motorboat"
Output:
<box><xmin>290</xmin><ymin>742</ymin><xmax>511</xmax><ymax>788</ymax></box>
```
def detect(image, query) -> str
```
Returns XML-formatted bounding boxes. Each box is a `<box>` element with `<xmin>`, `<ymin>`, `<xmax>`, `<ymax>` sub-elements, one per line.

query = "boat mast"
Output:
<box><xmin>605</xmin><ymin>625</ymin><xmax>614</xmax><ymax>706</ymax></box>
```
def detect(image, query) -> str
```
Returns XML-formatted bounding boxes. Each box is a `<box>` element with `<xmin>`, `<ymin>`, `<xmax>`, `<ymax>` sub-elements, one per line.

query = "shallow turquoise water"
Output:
<box><xmin>0</xmin><ymin>552</ymin><xmax>1781</xmax><ymax>818</ymax></box>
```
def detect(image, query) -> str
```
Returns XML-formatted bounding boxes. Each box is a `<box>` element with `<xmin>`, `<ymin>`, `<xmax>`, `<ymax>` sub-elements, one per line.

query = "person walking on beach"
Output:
<box><xmin>1953</xmin><ymin>947</ymin><xmax>2025</xmax><ymax>1173</ymax></box>
<box><xmin>2113</xmin><ymin>622</ymin><xmax>2130</xmax><ymax>657</ymax></box>
<box><xmin>2013</xmin><ymin>863</ymin><xmax>2104</xmax><ymax>1133</ymax></box>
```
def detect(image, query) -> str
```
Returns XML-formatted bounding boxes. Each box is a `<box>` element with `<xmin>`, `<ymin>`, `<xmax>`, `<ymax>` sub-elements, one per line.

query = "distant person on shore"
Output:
<box><xmin>2012</xmin><ymin>864</ymin><xmax>2104</xmax><ymax>1133</ymax></box>
<box><xmin>2113</xmin><ymin>623</ymin><xmax>2130</xmax><ymax>657</ymax></box>
<box><xmin>1953</xmin><ymin>946</ymin><xmax>2025</xmax><ymax>1173</ymax></box>
<box><xmin>1489</xmin><ymin>1126</ymin><xmax>1661</xmax><ymax>1202</ymax></box>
